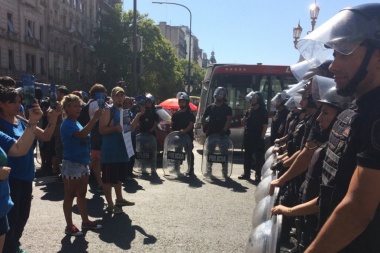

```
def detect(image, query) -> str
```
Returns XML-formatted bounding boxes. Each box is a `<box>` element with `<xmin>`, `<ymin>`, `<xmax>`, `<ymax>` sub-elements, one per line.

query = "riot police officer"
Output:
<box><xmin>239</xmin><ymin>91</ymin><xmax>268</xmax><ymax>182</ymax></box>
<box><xmin>139</xmin><ymin>93</ymin><xmax>159</xmax><ymax>136</ymax></box>
<box><xmin>293</xmin><ymin>3</ymin><xmax>380</xmax><ymax>252</ymax></box>
<box><xmin>201</xmin><ymin>87</ymin><xmax>232</xmax><ymax>177</ymax></box>
<box><xmin>171</xmin><ymin>92</ymin><xmax>195</xmax><ymax>176</ymax></box>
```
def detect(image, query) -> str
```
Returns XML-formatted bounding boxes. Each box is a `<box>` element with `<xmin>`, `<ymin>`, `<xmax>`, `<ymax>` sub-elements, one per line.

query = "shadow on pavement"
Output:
<box><xmin>59</xmin><ymin>234</ymin><xmax>89</xmax><ymax>253</ymax></box>
<box><xmin>96</xmin><ymin>213</ymin><xmax>156</xmax><ymax>250</ymax></box>
<box><xmin>136</xmin><ymin>172</ymin><xmax>165</xmax><ymax>185</ymax></box>
<box><xmin>37</xmin><ymin>182</ymin><xmax>64</xmax><ymax>201</ymax></box>
<box><xmin>205</xmin><ymin>177</ymin><xmax>249</xmax><ymax>193</ymax></box>
<box><xmin>165</xmin><ymin>175</ymin><xmax>205</xmax><ymax>188</ymax></box>
<box><xmin>123</xmin><ymin>179</ymin><xmax>145</xmax><ymax>194</ymax></box>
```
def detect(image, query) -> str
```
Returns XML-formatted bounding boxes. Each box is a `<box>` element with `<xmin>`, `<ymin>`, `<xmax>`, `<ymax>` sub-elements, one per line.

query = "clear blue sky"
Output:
<box><xmin>123</xmin><ymin>0</ymin><xmax>368</xmax><ymax>66</ymax></box>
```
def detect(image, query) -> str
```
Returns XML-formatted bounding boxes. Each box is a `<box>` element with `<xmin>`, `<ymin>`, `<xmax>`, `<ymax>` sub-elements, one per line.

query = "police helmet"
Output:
<box><xmin>176</xmin><ymin>92</ymin><xmax>190</xmax><ymax>101</ymax></box>
<box><xmin>134</xmin><ymin>95</ymin><xmax>147</xmax><ymax>106</ymax></box>
<box><xmin>291</xmin><ymin>59</ymin><xmax>333</xmax><ymax>82</ymax></box>
<box><xmin>271</xmin><ymin>91</ymin><xmax>289</xmax><ymax>107</ymax></box>
<box><xmin>298</xmin><ymin>3</ymin><xmax>380</xmax><ymax>65</ymax></box>
<box><xmin>311</xmin><ymin>75</ymin><xmax>336</xmax><ymax>101</ymax></box>
<box><xmin>245</xmin><ymin>91</ymin><xmax>259</xmax><ymax>101</ymax></box>
<box><xmin>145</xmin><ymin>93</ymin><xmax>155</xmax><ymax>104</ymax></box>
<box><xmin>213</xmin><ymin>87</ymin><xmax>227</xmax><ymax>99</ymax></box>
<box><xmin>317</xmin><ymin>87</ymin><xmax>352</xmax><ymax>112</ymax></box>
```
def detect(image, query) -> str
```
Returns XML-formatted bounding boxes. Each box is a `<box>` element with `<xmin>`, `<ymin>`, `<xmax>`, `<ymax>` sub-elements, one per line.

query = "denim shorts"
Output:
<box><xmin>61</xmin><ymin>160</ymin><xmax>90</xmax><ymax>180</ymax></box>
<box><xmin>0</xmin><ymin>215</ymin><xmax>9</xmax><ymax>236</ymax></box>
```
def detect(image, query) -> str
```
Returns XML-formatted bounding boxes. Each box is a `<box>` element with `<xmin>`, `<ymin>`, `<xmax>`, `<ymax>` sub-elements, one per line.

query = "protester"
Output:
<box><xmin>60</xmin><ymin>94</ymin><xmax>103</xmax><ymax>236</ymax></box>
<box><xmin>0</xmin><ymin>87</ymin><xmax>42</xmax><ymax>253</ymax></box>
<box><xmin>99</xmin><ymin>87</ymin><xmax>141</xmax><ymax>214</ymax></box>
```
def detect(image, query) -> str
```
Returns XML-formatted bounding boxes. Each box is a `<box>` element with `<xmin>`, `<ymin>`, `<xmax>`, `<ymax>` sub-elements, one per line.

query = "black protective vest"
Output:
<box><xmin>319</xmin><ymin>108</ymin><xmax>380</xmax><ymax>252</ymax></box>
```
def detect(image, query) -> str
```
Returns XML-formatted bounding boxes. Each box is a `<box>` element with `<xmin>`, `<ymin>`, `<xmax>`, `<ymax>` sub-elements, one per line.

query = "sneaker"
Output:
<box><xmin>82</xmin><ymin>220</ymin><xmax>102</xmax><ymax>230</ymax></box>
<box><xmin>115</xmin><ymin>199</ymin><xmax>135</xmax><ymax>206</ymax></box>
<box><xmin>65</xmin><ymin>225</ymin><xmax>83</xmax><ymax>236</ymax></box>
<box><xmin>105</xmin><ymin>205</ymin><xmax>123</xmax><ymax>214</ymax></box>
<box><xmin>96</xmin><ymin>185</ymin><xmax>103</xmax><ymax>193</ymax></box>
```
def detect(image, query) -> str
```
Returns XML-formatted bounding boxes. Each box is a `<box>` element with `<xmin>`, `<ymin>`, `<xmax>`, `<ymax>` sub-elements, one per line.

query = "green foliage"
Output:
<box><xmin>93</xmin><ymin>6</ymin><xmax>206</xmax><ymax>102</ymax></box>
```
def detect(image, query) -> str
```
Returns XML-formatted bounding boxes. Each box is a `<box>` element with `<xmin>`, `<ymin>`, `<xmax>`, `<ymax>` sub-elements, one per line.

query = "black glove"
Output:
<box><xmin>271</xmin><ymin>160</ymin><xmax>284</xmax><ymax>171</ymax></box>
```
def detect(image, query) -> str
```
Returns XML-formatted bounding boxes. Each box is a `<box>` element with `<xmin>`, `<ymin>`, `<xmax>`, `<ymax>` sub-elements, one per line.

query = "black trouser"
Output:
<box><xmin>243</xmin><ymin>138</ymin><xmax>265</xmax><ymax>178</ymax></box>
<box><xmin>4</xmin><ymin>178</ymin><xmax>33</xmax><ymax>253</ymax></box>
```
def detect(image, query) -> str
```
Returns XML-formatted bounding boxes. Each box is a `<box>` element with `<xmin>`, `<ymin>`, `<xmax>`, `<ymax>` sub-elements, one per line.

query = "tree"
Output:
<box><xmin>94</xmin><ymin>6</ymin><xmax>205</xmax><ymax>102</ymax></box>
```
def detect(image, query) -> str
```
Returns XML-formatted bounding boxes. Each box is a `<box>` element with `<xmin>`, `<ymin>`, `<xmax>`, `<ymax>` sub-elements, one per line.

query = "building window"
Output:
<box><xmin>73</xmin><ymin>0</ymin><xmax>77</xmax><ymax>9</ymax></box>
<box><xmin>79</xmin><ymin>2</ymin><xmax>83</xmax><ymax>13</ymax></box>
<box><xmin>67</xmin><ymin>0</ymin><xmax>70</xmax><ymax>6</ymax></box>
<box><xmin>39</xmin><ymin>26</ymin><xmax>44</xmax><ymax>43</ymax></box>
<box><xmin>40</xmin><ymin>57</ymin><xmax>46</xmax><ymax>75</ymax></box>
<box><xmin>7</xmin><ymin>13</ymin><xmax>14</xmax><ymax>32</ymax></box>
<box><xmin>26</xmin><ymin>53</ymin><xmax>36</xmax><ymax>73</ymax></box>
<box><xmin>8</xmin><ymin>50</ymin><xmax>15</xmax><ymax>70</ymax></box>
<box><xmin>27</xmin><ymin>20</ymin><xmax>34</xmax><ymax>38</ymax></box>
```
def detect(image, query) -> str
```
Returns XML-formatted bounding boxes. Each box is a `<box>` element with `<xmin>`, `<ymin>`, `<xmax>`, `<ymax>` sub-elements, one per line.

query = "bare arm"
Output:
<box><xmin>306</xmin><ymin>166</ymin><xmax>380</xmax><ymax>253</ymax></box>
<box><xmin>74</xmin><ymin>108</ymin><xmax>103</xmax><ymax>139</ymax></box>
<box><xmin>8</xmin><ymin>105</ymin><xmax>42</xmax><ymax>156</ymax></box>
<box><xmin>35</xmin><ymin>106</ymin><xmax>61</xmax><ymax>141</ymax></box>
<box><xmin>270</xmin><ymin>141</ymin><xmax>317</xmax><ymax>195</ymax></box>
<box><xmin>99</xmin><ymin>108</ymin><xmax>122</xmax><ymax>135</ymax></box>
<box><xmin>271</xmin><ymin>197</ymin><xmax>319</xmax><ymax>217</ymax></box>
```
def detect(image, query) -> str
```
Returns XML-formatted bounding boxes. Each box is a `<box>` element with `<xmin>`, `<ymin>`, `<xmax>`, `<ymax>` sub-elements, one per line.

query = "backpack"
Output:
<box><xmin>77</xmin><ymin>99</ymin><xmax>94</xmax><ymax>127</ymax></box>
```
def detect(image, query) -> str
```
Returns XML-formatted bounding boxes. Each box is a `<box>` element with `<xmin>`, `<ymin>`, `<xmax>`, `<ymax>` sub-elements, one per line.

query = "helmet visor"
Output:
<box><xmin>298</xmin><ymin>8</ymin><xmax>376</xmax><ymax>65</ymax></box>
<box><xmin>311</xmin><ymin>75</ymin><xmax>336</xmax><ymax>101</ymax></box>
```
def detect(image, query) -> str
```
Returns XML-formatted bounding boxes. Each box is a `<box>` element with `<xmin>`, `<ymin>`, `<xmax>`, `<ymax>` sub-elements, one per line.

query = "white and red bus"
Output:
<box><xmin>194</xmin><ymin>63</ymin><xmax>297</xmax><ymax>148</ymax></box>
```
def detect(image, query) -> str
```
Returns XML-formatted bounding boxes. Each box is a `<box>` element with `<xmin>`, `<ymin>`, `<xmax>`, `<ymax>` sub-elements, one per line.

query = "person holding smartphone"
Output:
<box><xmin>0</xmin><ymin>85</ymin><xmax>61</xmax><ymax>253</ymax></box>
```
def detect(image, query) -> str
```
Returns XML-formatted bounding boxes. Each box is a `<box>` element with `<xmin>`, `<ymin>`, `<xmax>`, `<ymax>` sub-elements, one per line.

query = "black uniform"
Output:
<box><xmin>139</xmin><ymin>107</ymin><xmax>159</xmax><ymax>135</ymax></box>
<box><xmin>243</xmin><ymin>105</ymin><xmax>268</xmax><ymax>178</ymax></box>
<box><xmin>270</xmin><ymin>108</ymin><xmax>289</xmax><ymax>144</ymax></box>
<box><xmin>171</xmin><ymin>108</ymin><xmax>196</xmax><ymax>172</ymax></box>
<box><xmin>203</xmin><ymin>102</ymin><xmax>232</xmax><ymax>174</ymax></box>
<box><xmin>319</xmin><ymin>86</ymin><xmax>380</xmax><ymax>252</ymax></box>
<box><xmin>203</xmin><ymin>103</ymin><xmax>232</xmax><ymax>136</ymax></box>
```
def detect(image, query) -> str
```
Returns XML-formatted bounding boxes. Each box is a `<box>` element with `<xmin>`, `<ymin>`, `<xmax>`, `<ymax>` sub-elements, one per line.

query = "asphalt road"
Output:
<box><xmin>21</xmin><ymin>142</ymin><xmax>259</xmax><ymax>253</ymax></box>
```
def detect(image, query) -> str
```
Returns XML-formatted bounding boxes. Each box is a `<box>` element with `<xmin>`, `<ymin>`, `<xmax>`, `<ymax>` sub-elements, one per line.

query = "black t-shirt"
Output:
<box><xmin>244</xmin><ymin>106</ymin><xmax>268</xmax><ymax>141</ymax></box>
<box><xmin>270</xmin><ymin>108</ymin><xmax>289</xmax><ymax>143</ymax></box>
<box><xmin>203</xmin><ymin>102</ymin><xmax>232</xmax><ymax>136</ymax></box>
<box><xmin>139</xmin><ymin>108</ymin><xmax>159</xmax><ymax>134</ymax></box>
<box><xmin>171</xmin><ymin>108</ymin><xmax>196</xmax><ymax>140</ymax></box>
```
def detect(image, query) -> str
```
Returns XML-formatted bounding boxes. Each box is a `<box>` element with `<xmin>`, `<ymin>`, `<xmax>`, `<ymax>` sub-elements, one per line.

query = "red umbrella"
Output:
<box><xmin>158</xmin><ymin>98</ymin><xmax>197</xmax><ymax>111</ymax></box>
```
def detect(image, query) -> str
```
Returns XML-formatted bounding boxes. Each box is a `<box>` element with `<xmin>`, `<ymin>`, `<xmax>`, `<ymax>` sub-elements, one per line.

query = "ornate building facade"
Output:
<box><xmin>0</xmin><ymin>0</ymin><xmax>120</xmax><ymax>88</ymax></box>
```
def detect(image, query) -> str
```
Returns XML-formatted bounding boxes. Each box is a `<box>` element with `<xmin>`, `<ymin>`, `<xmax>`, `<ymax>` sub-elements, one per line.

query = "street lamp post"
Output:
<box><xmin>310</xmin><ymin>1</ymin><xmax>320</xmax><ymax>32</ymax></box>
<box><xmin>293</xmin><ymin>1</ymin><xmax>320</xmax><ymax>48</ymax></box>
<box><xmin>152</xmin><ymin>1</ymin><xmax>192</xmax><ymax>95</ymax></box>
<box><xmin>293</xmin><ymin>21</ymin><xmax>303</xmax><ymax>49</ymax></box>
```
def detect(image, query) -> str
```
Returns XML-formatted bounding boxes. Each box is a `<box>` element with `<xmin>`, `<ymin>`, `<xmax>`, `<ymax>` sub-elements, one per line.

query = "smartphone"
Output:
<box><xmin>22</xmin><ymin>75</ymin><xmax>36</xmax><ymax>109</ymax></box>
<box><xmin>95</xmin><ymin>92</ymin><xmax>105</xmax><ymax>109</ymax></box>
<box><xmin>49</xmin><ymin>84</ymin><xmax>58</xmax><ymax>109</ymax></box>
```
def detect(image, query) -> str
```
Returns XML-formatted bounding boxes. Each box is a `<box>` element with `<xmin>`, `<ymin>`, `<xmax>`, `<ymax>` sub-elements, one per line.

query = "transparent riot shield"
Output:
<box><xmin>135</xmin><ymin>133</ymin><xmax>157</xmax><ymax>175</ymax></box>
<box><xmin>265</xmin><ymin>146</ymin><xmax>274</xmax><ymax>160</ymax></box>
<box><xmin>261</xmin><ymin>153</ymin><xmax>276</xmax><ymax>177</ymax></box>
<box><xmin>246</xmin><ymin>220</ymin><xmax>272</xmax><ymax>253</ymax></box>
<box><xmin>254</xmin><ymin>176</ymin><xmax>272</xmax><ymax>203</ymax></box>
<box><xmin>163</xmin><ymin>131</ymin><xmax>192</xmax><ymax>179</ymax></box>
<box><xmin>201</xmin><ymin>133</ymin><xmax>233</xmax><ymax>180</ymax></box>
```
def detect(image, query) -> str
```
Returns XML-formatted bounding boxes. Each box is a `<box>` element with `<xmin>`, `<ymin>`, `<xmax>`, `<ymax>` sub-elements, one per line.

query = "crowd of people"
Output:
<box><xmin>1</xmin><ymin>2</ymin><xmax>380</xmax><ymax>252</ymax></box>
